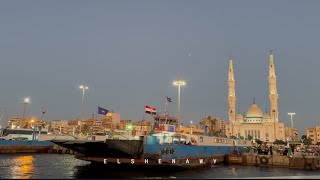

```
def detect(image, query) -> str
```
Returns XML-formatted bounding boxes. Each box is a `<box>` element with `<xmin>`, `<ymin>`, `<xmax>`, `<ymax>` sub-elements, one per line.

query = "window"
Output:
<box><xmin>200</xmin><ymin>137</ymin><xmax>203</xmax><ymax>142</ymax></box>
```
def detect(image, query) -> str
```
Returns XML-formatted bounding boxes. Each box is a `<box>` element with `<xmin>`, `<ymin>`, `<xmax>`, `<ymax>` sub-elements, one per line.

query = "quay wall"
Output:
<box><xmin>0</xmin><ymin>140</ymin><xmax>54</xmax><ymax>154</ymax></box>
<box><xmin>226</xmin><ymin>154</ymin><xmax>320</xmax><ymax>170</ymax></box>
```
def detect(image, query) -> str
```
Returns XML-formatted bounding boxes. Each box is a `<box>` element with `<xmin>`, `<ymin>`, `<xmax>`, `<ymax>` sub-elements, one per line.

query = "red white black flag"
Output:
<box><xmin>145</xmin><ymin>106</ymin><xmax>157</xmax><ymax>115</ymax></box>
<box><xmin>145</xmin><ymin>106</ymin><xmax>152</xmax><ymax>114</ymax></box>
<box><xmin>151</xmin><ymin>108</ymin><xmax>157</xmax><ymax>115</ymax></box>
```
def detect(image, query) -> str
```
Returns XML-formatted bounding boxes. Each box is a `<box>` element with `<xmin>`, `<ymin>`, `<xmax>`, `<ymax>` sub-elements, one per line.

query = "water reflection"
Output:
<box><xmin>10</xmin><ymin>156</ymin><xmax>34</xmax><ymax>179</ymax></box>
<box><xmin>0</xmin><ymin>154</ymin><xmax>319</xmax><ymax>179</ymax></box>
<box><xmin>73</xmin><ymin>164</ymin><xmax>182</xmax><ymax>179</ymax></box>
<box><xmin>231</xmin><ymin>167</ymin><xmax>238</xmax><ymax>175</ymax></box>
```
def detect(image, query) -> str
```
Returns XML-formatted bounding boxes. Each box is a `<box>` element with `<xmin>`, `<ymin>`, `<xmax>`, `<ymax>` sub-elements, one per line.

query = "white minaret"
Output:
<box><xmin>269</xmin><ymin>50</ymin><xmax>279</xmax><ymax>123</ymax></box>
<box><xmin>228</xmin><ymin>57</ymin><xmax>236</xmax><ymax>136</ymax></box>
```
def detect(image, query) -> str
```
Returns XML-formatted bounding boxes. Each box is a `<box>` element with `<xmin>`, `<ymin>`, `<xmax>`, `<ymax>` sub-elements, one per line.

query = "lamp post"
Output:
<box><xmin>173</xmin><ymin>80</ymin><xmax>186</xmax><ymax>133</ymax></box>
<box><xmin>288</xmin><ymin>112</ymin><xmax>296</xmax><ymax>141</ymax></box>
<box><xmin>31</xmin><ymin>119</ymin><xmax>35</xmax><ymax>141</ymax></box>
<box><xmin>79</xmin><ymin>84</ymin><xmax>88</xmax><ymax>134</ymax></box>
<box><xmin>22</xmin><ymin>97</ymin><xmax>30</xmax><ymax>127</ymax></box>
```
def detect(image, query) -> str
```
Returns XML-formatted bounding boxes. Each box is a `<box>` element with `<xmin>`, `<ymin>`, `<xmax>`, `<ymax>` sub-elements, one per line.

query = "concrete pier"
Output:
<box><xmin>0</xmin><ymin>140</ymin><xmax>53</xmax><ymax>154</ymax></box>
<box><xmin>225</xmin><ymin>154</ymin><xmax>320</xmax><ymax>170</ymax></box>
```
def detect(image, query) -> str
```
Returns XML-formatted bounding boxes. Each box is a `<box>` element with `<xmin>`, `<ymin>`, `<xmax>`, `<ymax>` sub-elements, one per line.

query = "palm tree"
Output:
<box><xmin>81</xmin><ymin>124</ymin><xmax>90</xmax><ymax>135</ymax></box>
<box><xmin>305</xmin><ymin>137</ymin><xmax>313</xmax><ymax>146</ymax></box>
<box><xmin>209</xmin><ymin>117</ymin><xmax>217</xmax><ymax>132</ymax></box>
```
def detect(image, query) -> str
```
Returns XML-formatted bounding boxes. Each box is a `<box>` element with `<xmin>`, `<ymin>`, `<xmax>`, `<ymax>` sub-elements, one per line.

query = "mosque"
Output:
<box><xmin>226</xmin><ymin>51</ymin><xmax>285</xmax><ymax>142</ymax></box>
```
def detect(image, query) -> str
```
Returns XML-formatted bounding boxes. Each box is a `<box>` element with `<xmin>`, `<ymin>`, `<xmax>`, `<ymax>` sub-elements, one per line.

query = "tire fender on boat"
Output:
<box><xmin>259</xmin><ymin>156</ymin><xmax>268</xmax><ymax>165</ymax></box>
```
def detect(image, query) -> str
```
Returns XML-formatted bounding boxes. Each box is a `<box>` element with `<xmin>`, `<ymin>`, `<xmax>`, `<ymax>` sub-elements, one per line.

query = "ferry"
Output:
<box><xmin>0</xmin><ymin>128</ymin><xmax>54</xmax><ymax>154</ymax></box>
<box><xmin>52</xmin><ymin>116</ymin><xmax>253</xmax><ymax>169</ymax></box>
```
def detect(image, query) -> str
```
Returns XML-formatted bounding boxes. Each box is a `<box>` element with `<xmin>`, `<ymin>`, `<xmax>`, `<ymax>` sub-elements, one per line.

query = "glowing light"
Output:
<box><xmin>127</xmin><ymin>124</ymin><xmax>133</xmax><ymax>131</ymax></box>
<box><xmin>79</xmin><ymin>84</ymin><xmax>88</xmax><ymax>90</ymax></box>
<box><xmin>24</xmin><ymin>97</ymin><xmax>30</xmax><ymax>104</ymax></box>
<box><xmin>173</xmin><ymin>80</ymin><xmax>186</xmax><ymax>86</ymax></box>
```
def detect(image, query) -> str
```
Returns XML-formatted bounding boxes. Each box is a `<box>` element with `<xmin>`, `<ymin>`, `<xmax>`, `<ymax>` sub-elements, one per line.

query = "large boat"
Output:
<box><xmin>51</xmin><ymin>116</ymin><xmax>253</xmax><ymax>169</ymax></box>
<box><xmin>0</xmin><ymin>128</ymin><xmax>54</xmax><ymax>154</ymax></box>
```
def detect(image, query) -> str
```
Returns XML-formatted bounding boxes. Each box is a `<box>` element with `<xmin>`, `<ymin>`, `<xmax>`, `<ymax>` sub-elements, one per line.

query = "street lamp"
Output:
<box><xmin>30</xmin><ymin>119</ymin><xmax>35</xmax><ymax>141</ymax></box>
<box><xmin>79</xmin><ymin>84</ymin><xmax>88</xmax><ymax>135</ymax></box>
<box><xmin>22</xmin><ymin>97</ymin><xmax>30</xmax><ymax>126</ymax></box>
<box><xmin>79</xmin><ymin>84</ymin><xmax>89</xmax><ymax>121</ymax></box>
<box><xmin>288</xmin><ymin>112</ymin><xmax>296</xmax><ymax>141</ymax></box>
<box><xmin>173</xmin><ymin>80</ymin><xmax>186</xmax><ymax>133</ymax></box>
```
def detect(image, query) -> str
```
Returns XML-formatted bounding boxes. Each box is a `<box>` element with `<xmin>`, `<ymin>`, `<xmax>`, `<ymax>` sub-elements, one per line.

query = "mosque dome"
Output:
<box><xmin>246</xmin><ymin>103</ymin><xmax>263</xmax><ymax>118</ymax></box>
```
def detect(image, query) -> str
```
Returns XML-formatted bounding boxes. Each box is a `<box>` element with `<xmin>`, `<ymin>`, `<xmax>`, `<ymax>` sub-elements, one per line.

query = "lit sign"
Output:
<box><xmin>169</xmin><ymin>126</ymin><xmax>175</xmax><ymax>131</ymax></box>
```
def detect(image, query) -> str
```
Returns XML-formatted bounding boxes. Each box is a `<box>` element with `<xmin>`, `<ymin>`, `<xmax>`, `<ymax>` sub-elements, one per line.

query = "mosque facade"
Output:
<box><xmin>226</xmin><ymin>52</ymin><xmax>285</xmax><ymax>142</ymax></box>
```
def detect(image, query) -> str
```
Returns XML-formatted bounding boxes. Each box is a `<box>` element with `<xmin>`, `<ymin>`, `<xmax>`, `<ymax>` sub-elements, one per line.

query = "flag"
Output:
<box><xmin>151</xmin><ymin>108</ymin><xmax>157</xmax><ymax>115</ymax></box>
<box><xmin>145</xmin><ymin>106</ymin><xmax>152</xmax><ymax>114</ymax></box>
<box><xmin>166</xmin><ymin>96</ymin><xmax>172</xmax><ymax>103</ymax></box>
<box><xmin>98</xmin><ymin>106</ymin><xmax>109</xmax><ymax>115</ymax></box>
<box><xmin>41</xmin><ymin>107</ymin><xmax>47</xmax><ymax>115</ymax></box>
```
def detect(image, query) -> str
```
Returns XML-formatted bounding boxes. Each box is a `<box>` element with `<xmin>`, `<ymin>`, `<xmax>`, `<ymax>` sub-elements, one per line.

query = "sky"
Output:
<box><xmin>0</xmin><ymin>0</ymin><xmax>320</xmax><ymax>135</ymax></box>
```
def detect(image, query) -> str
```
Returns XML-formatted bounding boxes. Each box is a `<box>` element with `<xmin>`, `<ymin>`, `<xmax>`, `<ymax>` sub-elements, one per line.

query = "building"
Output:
<box><xmin>100</xmin><ymin>112</ymin><xmax>121</xmax><ymax>131</ymax></box>
<box><xmin>118</xmin><ymin>120</ymin><xmax>132</xmax><ymax>131</ymax></box>
<box><xmin>50</xmin><ymin>120</ymin><xmax>70</xmax><ymax>135</ymax></box>
<box><xmin>227</xmin><ymin>52</ymin><xmax>286</xmax><ymax>142</ymax></box>
<box><xmin>180</xmin><ymin>124</ymin><xmax>204</xmax><ymax>135</ymax></box>
<box><xmin>7</xmin><ymin>117</ymin><xmax>23</xmax><ymax>129</ymax></box>
<box><xmin>200</xmin><ymin>116</ymin><xmax>228</xmax><ymax>137</ymax></box>
<box><xmin>132</xmin><ymin>119</ymin><xmax>153</xmax><ymax>136</ymax></box>
<box><xmin>101</xmin><ymin>112</ymin><xmax>120</xmax><ymax>125</ymax></box>
<box><xmin>306</xmin><ymin>126</ymin><xmax>320</xmax><ymax>145</ymax></box>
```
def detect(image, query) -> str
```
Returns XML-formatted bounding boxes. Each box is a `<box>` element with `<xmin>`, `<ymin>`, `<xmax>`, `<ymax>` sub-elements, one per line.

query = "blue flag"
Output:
<box><xmin>98</xmin><ymin>106</ymin><xmax>108</xmax><ymax>115</ymax></box>
<box><xmin>166</xmin><ymin>96</ymin><xmax>172</xmax><ymax>103</ymax></box>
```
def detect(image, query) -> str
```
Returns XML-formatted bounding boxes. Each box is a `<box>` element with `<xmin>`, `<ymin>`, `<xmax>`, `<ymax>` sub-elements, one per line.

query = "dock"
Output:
<box><xmin>225</xmin><ymin>153</ymin><xmax>320</xmax><ymax>170</ymax></box>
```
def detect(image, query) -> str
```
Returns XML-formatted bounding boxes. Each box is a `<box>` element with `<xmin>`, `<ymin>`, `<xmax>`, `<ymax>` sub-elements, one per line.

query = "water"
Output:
<box><xmin>0</xmin><ymin>154</ymin><xmax>319</xmax><ymax>179</ymax></box>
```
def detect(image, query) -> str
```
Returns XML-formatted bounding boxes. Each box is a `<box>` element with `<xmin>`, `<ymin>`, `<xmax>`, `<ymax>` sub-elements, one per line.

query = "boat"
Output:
<box><xmin>0</xmin><ymin>128</ymin><xmax>54</xmax><ymax>154</ymax></box>
<box><xmin>51</xmin><ymin>116</ymin><xmax>253</xmax><ymax>170</ymax></box>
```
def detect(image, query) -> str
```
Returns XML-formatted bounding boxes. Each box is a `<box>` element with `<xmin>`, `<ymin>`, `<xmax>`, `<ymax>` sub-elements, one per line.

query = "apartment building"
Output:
<box><xmin>306</xmin><ymin>126</ymin><xmax>320</xmax><ymax>145</ymax></box>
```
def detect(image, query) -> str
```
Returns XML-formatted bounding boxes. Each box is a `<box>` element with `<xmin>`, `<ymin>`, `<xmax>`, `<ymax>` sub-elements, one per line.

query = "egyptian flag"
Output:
<box><xmin>151</xmin><ymin>107</ymin><xmax>157</xmax><ymax>115</ymax></box>
<box><xmin>145</xmin><ymin>106</ymin><xmax>152</xmax><ymax>114</ymax></box>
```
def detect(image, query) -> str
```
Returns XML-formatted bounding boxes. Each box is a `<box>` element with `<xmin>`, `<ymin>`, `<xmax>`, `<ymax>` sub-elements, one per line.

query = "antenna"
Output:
<box><xmin>163</xmin><ymin>97</ymin><xmax>169</xmax><ymax>116</ymax></box>
<box><xmin>0</xmin><ymin>108</ymin><xmax>5</xmax><ymax>129</ymax></box>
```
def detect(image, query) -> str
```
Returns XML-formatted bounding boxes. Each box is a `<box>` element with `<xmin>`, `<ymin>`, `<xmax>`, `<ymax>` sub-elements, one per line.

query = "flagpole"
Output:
<box><xmin>165</xmin><ymin>98</ymin><xmax>168</xmax><ymax>124</ymax></box>
<box><xmin>143</xmin><ymin>105</ymin><xmax>145</xmax><ymax>121</ymax></box>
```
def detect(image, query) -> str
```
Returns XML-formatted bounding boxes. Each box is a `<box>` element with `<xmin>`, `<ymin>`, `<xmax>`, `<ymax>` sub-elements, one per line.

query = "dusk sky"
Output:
<box><xmin>1</xmin><ymin>0</ymin><xmax>320</xmax><ymax>134</ymax></box>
